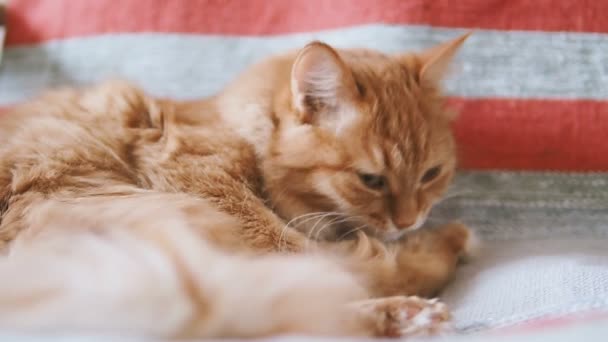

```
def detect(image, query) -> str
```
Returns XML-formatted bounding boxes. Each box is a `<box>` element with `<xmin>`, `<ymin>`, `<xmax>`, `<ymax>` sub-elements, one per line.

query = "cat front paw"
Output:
<box><xmin>435</xmin><ymin>222</ymin><xmax>480</xmax><ymax>262</ymax></box>
<box><xmin>354</xmin><ymin>296</ymin><xmax>452</xmax><ymax>338</ymax></box>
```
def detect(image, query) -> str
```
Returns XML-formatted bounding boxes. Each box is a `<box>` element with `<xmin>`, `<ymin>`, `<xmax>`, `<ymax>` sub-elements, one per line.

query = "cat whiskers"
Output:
<box><xmin>311</xmin><ymin>215</ymin><xmax>362</xmax><ymax>242</ymax></box>
<box><xmin>420</xmin><ymin>216</ymin><xmax>455</xmax><ymax>228</ymax></box>
<box><xmin>336</xmin><ymin>223</ymin><xmax>368</xmax><ymax>241</ymax></box>
<box><xmin>422</xmin><ymin>190</ymin><xmax>474</xmax><ymax>228</ymax></box>
<box><xmin>437</xmin><ymin>190</ymin><xmax>474</xmax><ymax>204</ymax></box>
<box><xmin>305</xmin><ymin>212</ymin><xmax>346</xmax><ymax>246</ymax></box>
<box><xmin>278</xmin><ymin>212</ymin><xmax>343</xmax><ymax>252</ymax></box>
<box><xmin>278</xmin><ymin>212</ymin><xmax>325</xmax><ymax>252</ymax></box>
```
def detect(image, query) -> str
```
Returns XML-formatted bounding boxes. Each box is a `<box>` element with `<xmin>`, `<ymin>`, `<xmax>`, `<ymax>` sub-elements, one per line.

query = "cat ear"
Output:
<box><xmin>291</xmin><ymin>41</ymin><xmax>357</xmax><ymax>124</ymax></box>
<box><xmin>418</xmin><ymin>32</ymin><xmax>472</xmax><ymax>85</ymax></box>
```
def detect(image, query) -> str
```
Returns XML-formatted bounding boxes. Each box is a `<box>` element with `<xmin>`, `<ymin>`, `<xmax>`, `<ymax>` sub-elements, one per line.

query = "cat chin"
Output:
<box><xmin>381</xmin><ymin>229</ymin><xmax>409</xmax><ymax>242</ymax></box>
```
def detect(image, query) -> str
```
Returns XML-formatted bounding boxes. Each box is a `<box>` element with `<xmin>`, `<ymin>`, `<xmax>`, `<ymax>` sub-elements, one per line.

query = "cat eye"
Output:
<box><xmin>421</xmin><ymin>166</ymin><xmax>442</xmax><ymax>183</ymax></box>
<box><xmin>358</xmin><ymin>173</ymin><xmax>386</xmax><ymax>190</ymax></box>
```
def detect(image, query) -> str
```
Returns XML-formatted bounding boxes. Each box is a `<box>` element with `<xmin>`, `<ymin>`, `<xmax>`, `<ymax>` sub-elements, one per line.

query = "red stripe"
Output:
<box><xmin>1</xmin><ymin>99</ymin><xmax>607</xmax><ymax>172</ymax></box>
<box><xmin>494</xmin><ymin>311</ymin><xmax>608</xmax><ymax>334</ymax></box>
<box><xmin>451</xmin><ymin>99</ymin><xmax>608</xmax><ymax>172</ymax></box>
<box><xmin>7</xmin><ymin>0</ymin><xmax>608</xmax><ymax>45</ymax></box>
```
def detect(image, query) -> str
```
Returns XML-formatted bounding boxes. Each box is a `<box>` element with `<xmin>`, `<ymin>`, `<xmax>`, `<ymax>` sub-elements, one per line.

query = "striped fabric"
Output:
<box><xmin>3</xmin><ymin>1</ymin><xmax>608</xmax><ymax>170</ymax></box>
<box><xmin>1</xmin><ymin>0</ymin><xmax>608</xmax><ymax>338</ymax></box>
<box><xmin>0</xmin><ymin>1</ymin><xmax>5</xmax><ymax>63</ymax></box>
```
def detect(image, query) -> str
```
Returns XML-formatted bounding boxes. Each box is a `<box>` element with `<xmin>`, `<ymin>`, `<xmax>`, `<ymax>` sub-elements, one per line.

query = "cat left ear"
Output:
<box><xmin>291</xmin><ymin>41</ymin><xmax>357</xmax><ymax>124</ymax></box>
<box><xmin>418</xmin><ymin>32</ymin><xmax>472</xmax><ymax>86</ymax></box>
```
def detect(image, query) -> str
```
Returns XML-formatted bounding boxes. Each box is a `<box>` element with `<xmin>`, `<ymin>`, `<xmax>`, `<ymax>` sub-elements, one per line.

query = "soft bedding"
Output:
<box><xmin>1</xmin><ymin>0</ymin><xmax>607</xmax><ymax>340</ymax></box>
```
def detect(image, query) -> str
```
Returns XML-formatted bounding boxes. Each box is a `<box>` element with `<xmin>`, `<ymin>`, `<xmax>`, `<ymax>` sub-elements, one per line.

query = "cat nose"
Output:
<box><xmin>393</xmin><ymin>218</ymin><xmax>416</xmax><ymax>230</ymax></box>
<box><xmin>392</xmin><ymin>198</ymin><xmax>419</xmax><ymax>229</ymax></box>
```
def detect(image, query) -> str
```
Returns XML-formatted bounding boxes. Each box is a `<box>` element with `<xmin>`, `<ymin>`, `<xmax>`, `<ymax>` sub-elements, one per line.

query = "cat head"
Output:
<box><xmin>267</xmin><ymin>34</ymin><xmax>470</xmax><ymax>242</ymax></box>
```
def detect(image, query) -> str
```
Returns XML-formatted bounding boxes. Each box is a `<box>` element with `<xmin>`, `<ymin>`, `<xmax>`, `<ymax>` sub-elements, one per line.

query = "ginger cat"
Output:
<box><xmin>0</xmin><ymin>34</ymin><xmax>475</xmax><ymax>338</ymax></box>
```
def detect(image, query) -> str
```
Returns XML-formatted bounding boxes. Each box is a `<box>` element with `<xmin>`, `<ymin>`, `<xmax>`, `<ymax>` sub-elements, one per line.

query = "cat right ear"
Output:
<box><xmin>417</xmin><ymin>32</ymin><xmax>472</xmax><ymax>86</ymax></box>
<box><xmin>291</xmin><ymin>41</ymin><xmax>357</xmax><ymax>124</ymax></box>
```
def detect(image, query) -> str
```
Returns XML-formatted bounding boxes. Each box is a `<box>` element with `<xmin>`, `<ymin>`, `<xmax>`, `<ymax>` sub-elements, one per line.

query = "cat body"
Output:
<box><xmin>0</xmin><ymin>35</ymin><xmax>474</xmax><ymax>338</ymax></box>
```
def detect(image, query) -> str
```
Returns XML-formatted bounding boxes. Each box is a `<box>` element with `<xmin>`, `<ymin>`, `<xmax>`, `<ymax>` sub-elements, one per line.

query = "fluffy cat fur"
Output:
<box><xmin>0</xmin><ymin>34</ymin><xmax>474</xmax><ymax>338</ymax></box>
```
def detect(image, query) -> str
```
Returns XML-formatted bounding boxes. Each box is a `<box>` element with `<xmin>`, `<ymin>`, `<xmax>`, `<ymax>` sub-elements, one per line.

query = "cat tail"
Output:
<box><xmin>0</xmin><ymin>200</ymin><xmax>370</xmax><ymax>339</ymax></box>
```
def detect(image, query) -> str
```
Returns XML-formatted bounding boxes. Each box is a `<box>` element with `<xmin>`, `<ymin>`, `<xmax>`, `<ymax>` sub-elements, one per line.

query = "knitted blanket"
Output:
<box><xmin>1</xmin><ymin>0</ymin><xmax>607</xmax><ymax>340</ymax></box>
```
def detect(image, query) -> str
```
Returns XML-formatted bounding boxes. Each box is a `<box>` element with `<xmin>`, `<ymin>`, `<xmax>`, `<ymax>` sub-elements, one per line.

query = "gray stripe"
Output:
<box><xmin>439</xmin><ymin>171</ymin><xmax>608</xmax><ymax>332</ymax></box>
<box><xmin>432</xmin><ymin>171</ymin><xmax>608</xmax><ymax>241</ymax></box>
<box><xmin>1</xmin><ymin>25</ymin><xmax>607</xmax><ymax>105</ymax></box>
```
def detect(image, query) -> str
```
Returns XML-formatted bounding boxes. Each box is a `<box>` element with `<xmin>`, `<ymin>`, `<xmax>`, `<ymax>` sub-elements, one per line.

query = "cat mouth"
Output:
<box><xmin>321</xmin><ymin>214</ymin><xmax>428</xmax><ymax>242</ymax></box>
<box><xmin>407</xmin><ymin>216</ymin><xmax>427</xmax><ymax>231</ymax></box>
<box><xmin>381</xmin><ymin>215</ymin><xmax>428</xmax><ymax>242</ymax></box>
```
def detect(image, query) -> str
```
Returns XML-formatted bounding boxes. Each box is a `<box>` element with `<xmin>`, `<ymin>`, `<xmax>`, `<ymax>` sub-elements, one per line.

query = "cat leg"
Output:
<box><xmin>352</xmin><ymin>295</ymin><xmax>452</xmax><ymax>338</ymax></box>
<box><xmin>335</xmin><ymin>222</ymin><xmax>477</xmax><ymax>298</ymax></box>
<box><xmin>154</xmin><ymin>160</ymin><xmax>309</xmax><ymax>253</ymax></box>
<box><xmin>195</xmin><ymin>184</ymin><xmax>308</xmax><ymax>253</ymax></box>
<box><xmin>140</xmin><ymin>132</ymin><xmax>309</xmax><ymax>254</ymax></box>
<box><xmin>392</xmin><ymin>222</ymin><xmax>478</xmax><ymax>297</ymax></box>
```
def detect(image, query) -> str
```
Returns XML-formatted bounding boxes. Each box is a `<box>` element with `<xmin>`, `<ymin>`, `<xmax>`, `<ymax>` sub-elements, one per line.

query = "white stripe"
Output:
<box><xmin>1</xmin><ymin>25</ymin><xmax>607</xmax><ymax>105</ymax></box>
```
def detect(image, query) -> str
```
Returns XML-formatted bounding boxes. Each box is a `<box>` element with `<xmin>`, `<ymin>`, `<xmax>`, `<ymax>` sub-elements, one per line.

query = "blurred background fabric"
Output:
<box><xmin>0</xmin><ymin>0</ymin><xmax>607</xmax><ymax>338</ymax></box>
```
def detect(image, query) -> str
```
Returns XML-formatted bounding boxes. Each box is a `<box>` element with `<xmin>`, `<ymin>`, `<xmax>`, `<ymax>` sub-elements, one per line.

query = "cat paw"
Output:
<box><xmin>354</xmin><ymin>296</ymin><xmax>452</xmax><ymax>338</ymax></box>
<box><xmin>435</xmin><ymin>222</ymin><xmax>480</xmax><ymax>262</ymax></box>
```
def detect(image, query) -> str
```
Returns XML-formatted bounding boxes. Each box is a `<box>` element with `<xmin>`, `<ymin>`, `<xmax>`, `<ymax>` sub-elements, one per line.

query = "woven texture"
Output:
<box><xmin>1</xmin><ymin>0</ymin><xmax>608</xmax><ymax>337</ymax></box>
